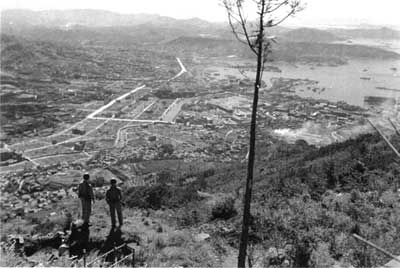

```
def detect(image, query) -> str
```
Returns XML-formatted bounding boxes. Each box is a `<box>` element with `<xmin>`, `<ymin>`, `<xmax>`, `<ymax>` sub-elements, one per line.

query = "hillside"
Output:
<box><xmin>163</xmin><ymin>35</ymin><xmax>400</xmax><ymax>62</ymax></box>
<box><xmin>281</xmin><ymin>27</ymin><xmax>342</xmax><ymax>43</ymax></box>
<box><xmin>2</xmin><ymin>131</ymin><xmax>400</xmax><ymax>267</ymax></box>
<box><xmin>329</xmin><ymin>27</ymin><xmax>400</xmax><ymax>40</ymax></box>
<box><xmin>273</xmin><ymin>41</ymin><xmax>400</xmax><ymax>62</ymax></box>
<box><xmin>164</xmin><ymin>36</ymin><xmax>248</xmax><ymax>56</ymax></box>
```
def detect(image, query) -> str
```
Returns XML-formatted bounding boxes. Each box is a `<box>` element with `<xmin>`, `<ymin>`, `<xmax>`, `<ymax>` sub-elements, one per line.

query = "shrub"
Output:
<box><xmin>167</xmin><ymin>231</ymin><xmax>191</xmax><ymax>247</ymax></box>
<box><xmin>159</xmin><ymin>143</ymin><xmax>174</xmax><ymax>157</ymax></box>
<box><xmin>211</xmin><ymin>196</ymin><xmax>237</xmax><ymax>220</ymax></box>
<box><xmin>151</xmin><ymin>234</ymin><xmax>167</xmax><ymax>251</ymax></box>
<box><xmin>158</xmin><ymin>170</ymin><xmax>173</xmax><ymax>184</ymax></box>
<box><xmin>124</xmin><ymin>184</ymin><xmax>200</xmax><ymax>210</ymax></box>
<box><xmin>310</xmin><ymin>242</ymin><xmax>335</xmax><ymax>267</ymax></box>
<box><xmin>176</xmin><ymin>207</ymin><xmax>201</xmax><ymax>227</ymax></box>
<box><xmin>201</xmin><ymin>168</ymin><xmax>215</xmax><ymax>178</ymax></box>
<box><xmin>32</xmin><ymin>219</ymin><xmax>57</xmax><ymax>235</ymax></box>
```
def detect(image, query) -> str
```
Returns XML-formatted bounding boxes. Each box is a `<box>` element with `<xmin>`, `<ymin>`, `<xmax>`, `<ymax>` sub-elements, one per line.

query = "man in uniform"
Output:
<box><xmin>78</xmin><ymin>174</ymin><xmax>94</xmax><ymax>225</ymax></box>
<box><xmin>106</xmin><ymin>179</ymin><xmax>123</xmax><ymax>228</ymax></box>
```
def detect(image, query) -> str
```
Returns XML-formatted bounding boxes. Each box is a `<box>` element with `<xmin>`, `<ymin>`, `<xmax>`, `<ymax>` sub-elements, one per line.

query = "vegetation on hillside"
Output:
<box><xmin>119</xmin><ymin>132</ymin><xmax>400</xmax><ymax>267</ymax></box>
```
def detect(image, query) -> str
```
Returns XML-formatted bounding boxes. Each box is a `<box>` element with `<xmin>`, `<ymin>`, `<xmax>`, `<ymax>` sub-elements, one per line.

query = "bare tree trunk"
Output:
<box><xmin>222</xmin><ymin>1</ymin><xmax>302</xmax><ymax>267</ymax></box>
<box><xmin>238</xmin><ymin>8</ymin><xmax>265</xmax><ymax>267</ymax></box>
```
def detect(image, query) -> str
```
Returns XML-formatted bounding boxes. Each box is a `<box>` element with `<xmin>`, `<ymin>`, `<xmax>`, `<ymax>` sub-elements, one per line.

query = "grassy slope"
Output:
<box><xmin>2</xmin><ymin>131</ymin><xmax>400</xmax><ymax>267</ymax></box>
<box><xmin>204</xmin><ymin>133</ymin><xmax>400</xmax><ymax>267</ymax></box>
<box><xmin>117</xmin><ymin>132</ymin><xmax>400</xmax><ymax>267</ymax></box>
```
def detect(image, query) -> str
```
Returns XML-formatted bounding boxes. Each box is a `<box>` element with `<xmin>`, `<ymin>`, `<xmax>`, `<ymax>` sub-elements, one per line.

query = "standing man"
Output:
<box><xmin>78</xmin><ymin>174</ymin><xmax>94</xmax><ymax>226</ymax></box>
<box><xmin>106</xmin><ymin>179</ymin><xmax>123</xmax><ymax>228</ymax></box>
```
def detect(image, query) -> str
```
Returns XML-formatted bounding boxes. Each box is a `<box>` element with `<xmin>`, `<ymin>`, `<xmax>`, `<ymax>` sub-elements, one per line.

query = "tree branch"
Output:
<box><xmin>236</xmin><ymin>0</ymin><xmax>258</xmax><ymax>54</ymax></box>
<box><xmin>227</xmin><ymin>12</ymin><xmax>256</xmax><ymax>48</ymax></box>
<box><xmin>268</xmin><ymin>0</ymin><xmax>289</xmax><ymax>13</ymax></box>
<box><xmin>224</xmin><ymin>0</ymin><xmax>258</xmax><ymax>54</ymax></box>
<box><xmin>269</xmin><ymin>7</ymin><xmax>297</xmax><ymax>26</ymax></box>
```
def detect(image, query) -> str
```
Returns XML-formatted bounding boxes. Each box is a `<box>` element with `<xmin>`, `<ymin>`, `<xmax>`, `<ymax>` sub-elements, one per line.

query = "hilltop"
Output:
<box><xmin>281</xmin><ymin>27</ymin><xmax>343</xmax><ymax>43</ymax></box>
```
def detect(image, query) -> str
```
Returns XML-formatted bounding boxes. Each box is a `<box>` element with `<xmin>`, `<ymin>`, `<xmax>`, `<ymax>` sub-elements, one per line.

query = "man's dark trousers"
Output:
<box><xmin>81</xmin><ymin>198</ymin><xmax>92</xmax><ymax>224</ymax></box>
<box><xmin>109</xmin><ymin>202</ymin><xmax>123</xmax><ymax>227</ymax></box>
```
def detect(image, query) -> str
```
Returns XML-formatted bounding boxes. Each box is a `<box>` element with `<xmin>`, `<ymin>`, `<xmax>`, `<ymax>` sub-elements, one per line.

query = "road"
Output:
<box><xmin>87</xmin><ymin>85</ymin><xmax>146</xmax><ymax>118</ymax></box>
<box><xmin>113</xmin><ymin>58</ymin><xmax>188</xmax><ymax>146</ymax></box>
<box><xmin>24</xmin><ymin>117</ymin><xmax>113</xmax><ymax>153</ymax></box>
<box><xmin>114</xmin><ymin>124</ymin><xmax>140</xmax><ymax>147</ymax></box>
<box><xmin>2</xmin><ymin>57</ymin><xmax>188</xmax><ymax>171</ymax></box>
<box><xmin>159</xmin><ymin>98</ymin><xmax>183</xmax><ymax>122</ymax></box>
<box><xmin>31</xmin><ymin>57</ymin><xmax>186</xmax><ymax>148</ymax></box>
<box><xmin>134</xmin><ymin>101</ymin><xmax>156</xmax><ymax>119</ymax></box>
<box><xmin>168</xmin><ymin>57</ymin><xmax>187</xmax><ymax>81</ymax></box>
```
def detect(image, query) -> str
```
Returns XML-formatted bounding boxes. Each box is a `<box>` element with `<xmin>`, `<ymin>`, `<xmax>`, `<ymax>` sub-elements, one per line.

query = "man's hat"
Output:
<box><xmin>110</xmin><ymin>179</ymin><xmax>117</xmax><ymax>184</ymax></box>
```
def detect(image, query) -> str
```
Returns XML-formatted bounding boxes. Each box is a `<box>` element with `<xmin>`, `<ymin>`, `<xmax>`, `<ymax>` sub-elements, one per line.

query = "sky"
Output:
<box><xmin>1</xmin><ymin>0</ymin><xmax>399</xmax><ymax>27</ymax></box>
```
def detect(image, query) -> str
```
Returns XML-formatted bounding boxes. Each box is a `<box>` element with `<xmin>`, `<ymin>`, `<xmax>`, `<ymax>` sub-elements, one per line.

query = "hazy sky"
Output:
<box><xmin>1</xmin><ymin>0</ymin><xmax>399</xmax><ymax>26</ymax></box>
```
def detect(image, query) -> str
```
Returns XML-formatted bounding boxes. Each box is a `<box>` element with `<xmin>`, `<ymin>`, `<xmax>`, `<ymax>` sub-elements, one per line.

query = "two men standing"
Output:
<box><xmin>78</xmin><ymin>174</ymin><xmax>123</xmax><ymax>228</ymax></box>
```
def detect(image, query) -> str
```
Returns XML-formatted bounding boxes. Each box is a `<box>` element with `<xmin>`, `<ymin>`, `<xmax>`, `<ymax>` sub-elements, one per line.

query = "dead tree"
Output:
<box><xmin>222</xmin><ymin>0</ymin><xmax>303</xmax><ymax>267</ymax></box>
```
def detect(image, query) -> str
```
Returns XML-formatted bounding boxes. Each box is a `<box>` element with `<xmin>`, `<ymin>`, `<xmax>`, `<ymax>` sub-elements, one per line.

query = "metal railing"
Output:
<box><xmin>110</xmin><ymin>251</ymin><xmax>135</xmax><ymax>268</ymax></box>
<box><xmin>353</xmin><ymin>234</ymin><xmax>400</xmax><ymax>264</ymax></box>
<box><xmin>81</xmin><ymin>243</ymin><xmax>134</xmax><ymax>267</ymax></box>
<box><xmin>367</xmin><ymin>118</ymin><xmax>400</xmax><ymax>158</ymax></box>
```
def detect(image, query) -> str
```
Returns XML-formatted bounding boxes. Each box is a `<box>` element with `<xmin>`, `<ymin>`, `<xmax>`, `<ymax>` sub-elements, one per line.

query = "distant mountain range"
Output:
<box><xmin>1</xmin><ymin>9</ymin><xmax>220</xmax><ymax>29</ymax></box>
<box><xmin>1</xmin><ymin>9</ymin><xmax>399</xmax><ymax>62</ymax></box>
<box><xmin>2</xmin><ymin>9</ymin><xmax>399</xmax><ymax>40</ymax></box>
<box><xmin>1</xmin><ymin>9</ymin><xmax>231</xmax><ymax>45</ymax></box>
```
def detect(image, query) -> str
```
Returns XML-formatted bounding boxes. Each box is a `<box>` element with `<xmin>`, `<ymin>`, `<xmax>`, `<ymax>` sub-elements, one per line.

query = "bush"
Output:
<box><xmin>167</xmin><ymin>231</ymin><xmax>190</xmax><ymax>247</ymax></box>
<box><xmin>211</xmin><ymin>196</ymin><xmax>237</xmax><ymax>220</ymax></box>
<box><xmin>124</xmin><ymin>184</ymin><xmax>200</xmax><ymax>210</ymax></box>
<box><xmin>200</xmin><ymin>168</ymin><xmax>215</xmax><ymax>179</ymax></box>
<box><xmin>158</xmin><ymin>170</ymin><xmax>173</xmax><ymax>184</ymax></box>
<box><xmin>151</xmin><ymin>234</ymin><xmax>167</xmax><ymax>251</ymax></box>
<box><xmin>32</xmin><ymin>219</ymin><xmax>57</xmax><ymax>235</ymax></box>
<box><xmin>310</xmin><ymin>242</ymin><xmax>335</xmax><ymax>267</ymax></box>
<box><xmin>159</xmin><ymin>144</ymin><xmax>174</xmax><ymax>157</ymax></box>
<box><xmin>176</xmin><ymin>207</ymin><xmax>201</xmax><ymax>227</ymax></box>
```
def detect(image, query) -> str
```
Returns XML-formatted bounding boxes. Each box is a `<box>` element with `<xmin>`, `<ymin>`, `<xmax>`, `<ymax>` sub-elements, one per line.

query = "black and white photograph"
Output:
<box><xmin>0</xmin><ymin>0</ymin><xmax>399</xmax><ymax>267</ymax></box>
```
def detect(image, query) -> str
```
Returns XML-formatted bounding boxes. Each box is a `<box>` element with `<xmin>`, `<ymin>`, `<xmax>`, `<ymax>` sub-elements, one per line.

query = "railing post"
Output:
<box><xmin>131</xmin><ymin>248</ymin><xmax>135</xmax><ymax>267</ymax></box>
<box><xmin>113</xmin><ymin>246</ymin><xmax>117</xmax><ymax>265</ymax></box>
<box><xmin>389</xmin><ymin>118</ymin><xmax>400</xmax><ymax>137</ymax></box>
<box><xmin>83</xmin><ymin>248</ymin><xmax>87</xmax><ymax>268</ymax></box>
<box><xmin>86</xmin><ymin>243</ymin><xmax>126</xmax><ymax>267</ymax></box>
<box><xmin>367</xmin><ymin>118</ymin><xmax>400</xmax><ymax>158</ymax></box>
